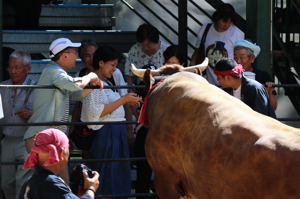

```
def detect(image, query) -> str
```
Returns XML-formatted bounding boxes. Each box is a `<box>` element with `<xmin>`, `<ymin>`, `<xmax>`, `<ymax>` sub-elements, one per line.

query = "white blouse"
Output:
<box><xmin>81</xmin><ymin>82</ymin><xmax>125</xmax><ymax>130</ymax></box>
<box><xmin>124</xmin><ymin>41</ymin><xmax>170</xmax><ymax>76</ymax></box>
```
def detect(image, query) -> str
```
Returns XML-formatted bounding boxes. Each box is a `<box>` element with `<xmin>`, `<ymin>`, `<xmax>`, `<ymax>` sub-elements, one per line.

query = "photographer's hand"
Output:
<box><xmin>80</xmin><ymin>171</ymin><xmax>100</xmax><ymax>198</ymax></box>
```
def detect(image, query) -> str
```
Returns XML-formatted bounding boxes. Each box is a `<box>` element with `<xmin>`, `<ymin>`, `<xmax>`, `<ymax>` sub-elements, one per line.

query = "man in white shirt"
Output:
<box><xmin>191</xmin><ymin>3</ymin><xmax>244</xmax><ymax>86</ymax></box>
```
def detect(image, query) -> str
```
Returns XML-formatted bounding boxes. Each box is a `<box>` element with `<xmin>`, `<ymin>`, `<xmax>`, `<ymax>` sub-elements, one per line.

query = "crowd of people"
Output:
<box><xmin>0</xmin><ymin>2</ymin><xmax>278</xmax><ymax>199</ymax></box>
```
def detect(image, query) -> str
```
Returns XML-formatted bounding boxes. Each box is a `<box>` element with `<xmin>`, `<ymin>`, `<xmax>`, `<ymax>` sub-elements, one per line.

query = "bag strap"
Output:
<box><xmin>199</xmin><ymin>23</ymin><xmax>212</xmax><ymax>49</ymax></box>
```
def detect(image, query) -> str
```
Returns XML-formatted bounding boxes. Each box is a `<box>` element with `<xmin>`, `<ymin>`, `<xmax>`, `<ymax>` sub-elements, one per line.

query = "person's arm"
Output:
<box><xmin>52</xmin><ymin>69</ymin><xmax>102</xmax><ymax>98</ymax></box>
<box><xmin>265</xmin><ymin>82</ymin><xmax>277</xmax><ymax>110</ymax></box>
<box><xmin>75</xmin><ymin>72</ymin><xmax>103</xmax><ymax>97</ymax></box>
<box><xmin>81</xmin><ymin>90</ymin><xmax>141</xmax><ymax>127</ymax></box>
<box><xmin>190</xmin><ymin>48</ymin><xmax>202</xmax><ymax>66</ymax></box>
<box><xmin>15</xmin><ymin>109</ymin><xmax>32</xmax><ymax>120</ymax></box>
<box><xmin>15</xmin><ymin>82</ymin><xmax>35</xmax><ymax>120</ymax></box>
<box><xmin>190</xmin><ymin>24</ymin><xmax>206</xmax><ymax>66</ymax></box>
<box><xmin>252</xmin><ymin>86</ymin><xmax>276</xmax><ymax>118</ymax></box>
<box><xmin>100</xmin><ymin>93</ymin><xmax>141</xmax><ymax>117</ymax></box>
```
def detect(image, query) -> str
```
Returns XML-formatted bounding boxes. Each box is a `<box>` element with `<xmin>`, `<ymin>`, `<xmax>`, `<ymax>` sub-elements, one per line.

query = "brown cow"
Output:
<box><xmin>144</xmin><ymin>71</ymin><xmax>300</xmax><ymax>199</ymax></box>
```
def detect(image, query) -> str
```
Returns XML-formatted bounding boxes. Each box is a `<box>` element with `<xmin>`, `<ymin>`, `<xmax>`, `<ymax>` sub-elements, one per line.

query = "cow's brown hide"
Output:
<box><xmin>145</xmin><ymin>72</ymin><xmax>300</xmax><ymax>199</ymax></box>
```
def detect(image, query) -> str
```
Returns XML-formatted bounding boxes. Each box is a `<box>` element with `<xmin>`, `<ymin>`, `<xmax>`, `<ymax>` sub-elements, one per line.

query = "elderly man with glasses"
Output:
<box><xmin>0</xmin><ymin>50</ymin><xmax>35</xmax><ymax>199</ymax></box>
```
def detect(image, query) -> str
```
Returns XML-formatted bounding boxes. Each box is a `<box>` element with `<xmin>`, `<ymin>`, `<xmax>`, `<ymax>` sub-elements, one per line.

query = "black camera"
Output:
<box><xmin>70</xmin><ymin>164</ymin><xmax>94</xmax><ymax>195</ymax></box>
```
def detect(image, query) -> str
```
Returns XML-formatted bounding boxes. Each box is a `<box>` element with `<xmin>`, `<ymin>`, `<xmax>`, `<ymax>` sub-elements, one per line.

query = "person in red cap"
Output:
<box><xmin>19</xmin><ymin>128</ymin><xmax>100</xmax><ymax>199</ymax></box>
<box><xmin>214</xmin><ymin>58</ymin><xmax>276</xmax><ymax>118</ymax></box>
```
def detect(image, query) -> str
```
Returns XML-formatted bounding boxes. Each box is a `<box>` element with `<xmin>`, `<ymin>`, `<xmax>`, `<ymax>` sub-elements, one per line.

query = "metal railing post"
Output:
<box><xmin>0</xmin><ymin>0</ymin><xmax>3</xmax><ymax>81</ymax></box>
<box><xmin>178</xmin><ymin>0</ymin><xmax>188</xmax><ymax>66</ymax></box>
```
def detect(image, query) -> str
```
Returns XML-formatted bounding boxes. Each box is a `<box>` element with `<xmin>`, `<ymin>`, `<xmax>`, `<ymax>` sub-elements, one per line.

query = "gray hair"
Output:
<box><xmin>9</xmin><ymin>50</ymin><xmax>31</xmax><ymax>66</ymax></box>
<box><xmin>234</xmin><ymin>46</ymin><xmax>255</xmax><ymax>57</ymax></box>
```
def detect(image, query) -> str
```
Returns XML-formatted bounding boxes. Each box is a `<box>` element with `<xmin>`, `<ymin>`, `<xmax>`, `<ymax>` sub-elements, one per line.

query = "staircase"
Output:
<box><xmin>273</xmin><ymin>0</ymin><xmax>300</xmax><ymax>115</ymax></box>
<box><xmin>2</xmin><ymin>0</ymin><xmax>136</xmax><ymax>80</ymax></box>
<box><xmin>39</xmin><ymin>4</ymin><xmax>115</xmax><ymax>29</ymax></box>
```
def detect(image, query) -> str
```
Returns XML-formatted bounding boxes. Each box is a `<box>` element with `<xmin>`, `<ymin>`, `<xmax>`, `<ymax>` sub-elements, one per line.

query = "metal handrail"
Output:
<box><xmin>291</xmin><ymin>0</ymin><xmax>300</xmax><ymax>16</ymax></box>
<box><xmin>136</xmin><ymin>0</ymin><xmax>199</xmax><ymax>48</ymax></box>
<box><xmin>0</xmin><ymin>84</ymin><xmax>145</xmax><ymax>89</ymax></box>
<box><xmin>96</xmin><ymin>193</ymin><xmax>157</xmax><ymax>199</ymax></box>
<box><xmin>189</xmin><ymin>0</ymin><xmax>213</xmax><ymax>20</ymax></box>
<box><xmin>152</xmin><ymin>0</ymin><xmax>197</xmax><ymax>37</ymax></box>
<box><xmin>0</xmin><ymin>121</ymin><xmax>137</xmax><ymax>126</ymax></box>
<box><xmin>131</xmin><ymin>0</ymin><xmax>192</xmax><ymax>49</ymax></box>
<box><xmin>0</xmin><ymin>83</ymin><xmax>299</xmax><ymax>89</ymax></box>
<box><xmin>120</xmin><ymin>0</ymin><xmax>197</xmax><ymax>49</ymax></box>
<box><xmin>120</xmin><ymin>0</ymin><xmax>173</xmax><ymax>45</ymax></box>
<box><xmin>132</xmin><ymin>0</ymin><xmax>178</xmax><ymax>39</ymax></box>
<box><xmin>1</xmin><ymin>157</ymin><xmax>147</xmax><ymax>165</ymax></box>
<box><xmin>1</xmin><ymin>117</ymin><xmax>300</xmax><ymax>127</ymax></box>
<box><xmin>120</xmin><ymin>0</ymin><xmax>247</xmax><ymax>54</ymax></box>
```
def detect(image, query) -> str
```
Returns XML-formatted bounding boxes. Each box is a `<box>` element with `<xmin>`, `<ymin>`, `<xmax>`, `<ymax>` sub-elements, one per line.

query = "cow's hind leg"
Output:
<box><xmin>153</xmin><ymin>168</ymin><xmax>189</xmax><ymax>199</ymax></box>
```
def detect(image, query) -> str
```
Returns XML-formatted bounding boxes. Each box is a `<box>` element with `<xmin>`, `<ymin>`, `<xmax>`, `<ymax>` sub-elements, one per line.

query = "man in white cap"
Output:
<box><xmin>233</xmin><ymin>39</ymin><xmax>277</xmax><ymax>110</ymax></box>
<box><xmin>24</xmin><ymin>38</ymin><xmax>103</xmax><ymax>183</ymax></box>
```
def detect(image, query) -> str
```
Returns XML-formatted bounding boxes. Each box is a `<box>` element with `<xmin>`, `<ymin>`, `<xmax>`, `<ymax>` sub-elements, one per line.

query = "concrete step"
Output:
<box><xmin>39</xmin><ymin>4</ymin><xmax>115</xmax><ymax>29</ymax></box>
<box><xmin>2</xmin><ymin>30</ymin><xmax>136</xmax><ymax>56</ymax></box>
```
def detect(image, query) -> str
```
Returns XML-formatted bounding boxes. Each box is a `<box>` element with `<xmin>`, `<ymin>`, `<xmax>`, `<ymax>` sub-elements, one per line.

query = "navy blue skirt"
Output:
<box><xmin>89</xmin><ymin>124</ymin><xmax>131</xmax><ymax>195</ymax></box>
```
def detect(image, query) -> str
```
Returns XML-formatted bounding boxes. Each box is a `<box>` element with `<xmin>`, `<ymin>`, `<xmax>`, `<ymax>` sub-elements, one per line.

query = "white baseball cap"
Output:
<box><xmin>49</xmin><ymin>38</ymin><xmax>81</xmax><ymax>58</ymax></box>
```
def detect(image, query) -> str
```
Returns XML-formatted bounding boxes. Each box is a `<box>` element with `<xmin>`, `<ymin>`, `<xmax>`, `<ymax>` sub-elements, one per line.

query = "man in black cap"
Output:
<box><xmin>214</xmin><ymin>58</ymin><xmax>276</xmax><ymax>118</ymax></box>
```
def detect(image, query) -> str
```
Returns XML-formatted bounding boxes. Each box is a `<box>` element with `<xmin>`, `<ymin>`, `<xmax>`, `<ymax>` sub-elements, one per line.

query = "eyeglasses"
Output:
<box><xmin>7</xmin><ymin>65</ymin><xmax>27</xmax><ymax>72</ymax></box>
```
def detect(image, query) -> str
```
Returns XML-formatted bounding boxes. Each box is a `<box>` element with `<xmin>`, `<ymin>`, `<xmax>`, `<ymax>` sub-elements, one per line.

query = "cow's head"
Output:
<box><xmin>131</xmin><ymin>57</ymin><xmax>208</xmax><ymax>79</ymax></box>
<box><xmin>131</xmin><ymin>58</ymin><xmax>208</xmax><ymax>97</ymax></box>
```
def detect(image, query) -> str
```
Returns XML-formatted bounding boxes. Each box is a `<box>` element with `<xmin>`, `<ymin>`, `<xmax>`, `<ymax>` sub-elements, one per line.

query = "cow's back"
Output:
<box><xmin>145</xmin><ymin>72</ymin><xmax>300</xmax><ymax>199</ymax></box>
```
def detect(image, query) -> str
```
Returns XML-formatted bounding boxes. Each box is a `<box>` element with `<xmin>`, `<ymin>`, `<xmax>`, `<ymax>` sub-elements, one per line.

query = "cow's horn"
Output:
<box><xmin>131</xmin><ymin>63</ymin><xmax>160</xmax><ymax>78</ymax></box>
<box><xmin>183</xmin><ymin>57</ymin><xmax>209</xmax><ymax>73</ymax></box>
<box><xmin>131</xmin><ymin>64</ymin><xmax>146</xmax><ymax>78</ymax></box>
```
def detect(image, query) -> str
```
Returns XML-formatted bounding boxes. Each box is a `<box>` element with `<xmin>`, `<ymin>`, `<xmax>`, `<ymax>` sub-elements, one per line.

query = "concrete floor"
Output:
<box><xmin>275</xmin><ymin>89</ymin><xmax>300</xmax><ymax>128</ymax></box>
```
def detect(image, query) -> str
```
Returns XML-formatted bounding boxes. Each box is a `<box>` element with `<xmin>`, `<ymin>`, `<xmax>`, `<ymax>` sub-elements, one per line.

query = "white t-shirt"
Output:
<box><xmin>233</xmin><ymin>85</ymin><xmax>242</xmax><ymax>100</ymax></box>
<box><xmin>195</xmin><ymin>24</ymin><xmax>244</xmax><ymax>86</ymax></box>
<box><xmin>81</xmin><ymin>81</ymin><xmax>126</xmax><ymax>130</ymax></box>
<box><xmin>195</xmin><ymin>23</ymin><xmax>244</xmax><ymax>59</ymax></box>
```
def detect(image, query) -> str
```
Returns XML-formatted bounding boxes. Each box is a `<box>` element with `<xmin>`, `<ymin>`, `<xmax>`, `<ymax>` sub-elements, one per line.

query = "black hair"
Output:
<box><xmin>212</xmin><ymin>3</ymin><xmax>236</xmax><ymax>23</ymax></box>
<box><xmin>79</xmin><ymin>40</ymin><xmax>98</xmax><ymax>58</ymax></box>
<box><xmin>92</xmin><ymin>45</ymin><xmax>121</xmax><ymax>70</ymax></box>
<box><xmin>136</xmin><ymin>23</ymin><xmax>159</xmax><ymax>43</ymax></box>
<box><xmin>215</xmin><ymin>58</ymin><xmax>237</xmax><ymax>71</ymax></box>
<box><xmin>163</xmin><ymin>45</ymin><xmax>185</xmax><ymax>65</ymax></box>
<box><xmin>215</xmin><ymin>58</ymin><xmax>241</xmax><ymax>78</ymax></box>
